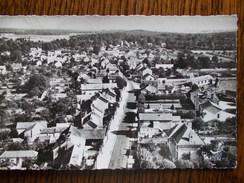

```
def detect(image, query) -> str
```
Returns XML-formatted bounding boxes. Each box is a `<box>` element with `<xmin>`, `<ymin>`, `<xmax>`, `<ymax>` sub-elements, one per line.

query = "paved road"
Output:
<box><xmin>108</xmin><ymin>80</ymin><xmax>138</xmax><ymax>169</ymax></box>
<box><xmin>95</xmin><ymin>80</ymin><xmax>131</xmax><ymax>169</ymax></box>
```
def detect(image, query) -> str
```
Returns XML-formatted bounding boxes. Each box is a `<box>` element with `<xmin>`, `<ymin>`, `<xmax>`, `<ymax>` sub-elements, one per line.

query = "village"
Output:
<box><xmin>0</xmin><ymin>31</ymin><xmax>237</xmax><ymax>169</ymax></box>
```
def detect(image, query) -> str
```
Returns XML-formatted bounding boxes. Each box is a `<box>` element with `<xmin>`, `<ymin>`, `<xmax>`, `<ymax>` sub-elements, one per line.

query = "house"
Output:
<box><xmin>190</xmin><ymin>75</ymin><xmax>214</xmax><ymax>87</ymax></box>
<box><xmin>101</xmin><ymin>88</ymin><xmax>117</xmax><ymax>104</ymax></box>
<box><xmin>52</xmin><ymin>125</ymin><xmax>86</xmax><ymax>168</ymax></box>
<box><xmin>12</xmin><ymin>63</ymin><xmax>22</xmax><ymax>72</ymax></box>
<box><xmin>20</xmin><ymin>122</ymin><xmax>47</xmax><ymax>141</ymax></box>
<box><xmin>39</xmin><ymin>127</ymin><xmax>67</xmax><ymax>143</ymax></box>
<box><xmin>82</xmin><ymin>112</ymin><xmax>103</xmax><ymax>129</ymax></box>
<box><xmin>78</xmin><ymin>128</ymin><xmax>105</xmax><ymax>145</ymax></box>
<box><xmin>142</xmin><ymin>73</ymin><xmax>155</xmax><ymax>81</ymax></box>
<box><xmin>91</xmin><ymin>96</ymin><xmax>109</xmax><ymax>114</ymax></box>
<box><xmin>141</xmin><ymin>85</ymin><xmax>157</xmax><ymax>94</ymax></box>
<box><xmin>158</xmin><ymin>78</ymin><xmax>188</xmax><ymax>87</ymax></box>
<box><xmin>166</xmin><ymin>123</ymin><xmax>205</xmax><ymax>160</ymax></box>
<box><xmin>0</xmin><ymin>150</ymin><xmax>38</xmax><ymax>169</ymax></box>
<box><xmin>81</xmin><ymin>96</ymin><xmax>109</xmax><ymax>129</ymax></box>
<box><xmin>16</xmin><ymin>121</ymin><xmax>47</xmax><ymax>135</ymax></box>
<box><xmin>80</xmin><ymin>83</ymin><xmax>117</xmax><ymax>95</ymax></box>
<box><xmin>200</xmin><ymin>101</ymin><xmax>235</xmax><ymax>122</ymax></box>
<box><xmin>0</xmin><ymin>65</ymin><xmax>7</xmax><ymax>75</ymax></box>
<box><xmin>144</xmin><ymin>99</ymin><xmax>182</xmax><ymax>111</ymax></box>
<box><xmin>87</xmin><ymin>78</ymin><xmax>103</xmax><ymax>84</ymax></box>
<box><xmin>142</xmin><ymin>68</ymin><xmax>153</xmax><ymax>77</ymax></box>
<box><xmin>138</xmin><ymin>113</ymin><xmax>181</xmax><ymax>138</ymax></box>
<box><xmin>155</xmin><ymin>64</ymin><xmax>174</xmax><ymax>70</ymax></box>
<box><xmin>36</xmin><ymin>60</ymin><xmax>42</xmax><ymax>66</ymax></box>
<box><xmin>54</xmin><ymin>61</ymin><xmax>62</xmax><ymax>68</ymax></box>
<box><xmin>108</xmin><ymin>73</ymin><xmax>118</xmax><ymax>83</ymax></box>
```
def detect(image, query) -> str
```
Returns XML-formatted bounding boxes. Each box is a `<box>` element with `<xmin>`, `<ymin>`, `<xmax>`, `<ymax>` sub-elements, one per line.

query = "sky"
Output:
<box><xmin>0</xmin><ymin>15</ymin><xmax>237</xmax><ymax>33</ymax></box>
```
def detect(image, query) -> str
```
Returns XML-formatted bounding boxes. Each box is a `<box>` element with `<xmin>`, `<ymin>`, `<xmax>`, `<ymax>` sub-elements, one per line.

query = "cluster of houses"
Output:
<box><xmin>133</xmin><ymin>57</ymin><xmax>236</xmax><ymax>162</ymax></box>
<box><xmin>0</xmin><ymin>45</ymin><xmax>125</xmax><ymax>169</ymax></box>
<box><xmin>0</xmin><ymin>37</ymin><xmax>237</xmax><ymax>169</ymax></box>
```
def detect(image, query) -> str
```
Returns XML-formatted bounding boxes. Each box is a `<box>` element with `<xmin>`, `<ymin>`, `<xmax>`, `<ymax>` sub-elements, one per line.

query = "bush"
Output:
<box><xmin>175</xmin><ymin>159</ymin><xmax>194</xmax><ymax>168</ymax></box>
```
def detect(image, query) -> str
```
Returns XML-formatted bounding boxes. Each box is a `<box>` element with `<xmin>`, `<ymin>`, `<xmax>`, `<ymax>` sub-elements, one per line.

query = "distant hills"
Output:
<box><xmin>0</xmin><ymin>28</ymin><xmax>236</xmax><ymax>36</ymax></box>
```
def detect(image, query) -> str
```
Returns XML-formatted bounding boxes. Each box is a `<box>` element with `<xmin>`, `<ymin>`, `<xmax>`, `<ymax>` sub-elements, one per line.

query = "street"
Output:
<box><xmin>108</xmin><ymin>80</ymin><xmax>139</xmax><ymax>169</ymax></box>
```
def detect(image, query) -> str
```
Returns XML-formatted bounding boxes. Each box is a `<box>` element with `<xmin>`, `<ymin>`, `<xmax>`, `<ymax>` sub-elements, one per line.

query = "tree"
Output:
<box><xmin>198</xmin><ymin>56</ymin><xmax>211</xmax><ymax>68</ymax></box>
<box><xmin>175</xmin><ymin>159</ymin><xmax>194</xmax><ymax>168</ymax></box>
<box><xmin>114</xmin><ymin>87</ymin><xmax>121</xmax><ymax>102</ymax></box>
<box><xmin>212</xmin><ymin>55</ymin><xmax>219</xmax><ymax>63</ymax></box>
<box><xmin>10</xmin><ymin>50</ymin><xmax>22</xmax><ymax>62</ymax></box>
<box><xmin>115</xmin><ymin>76</ymin><xmax>127</xmax><ymax>89</ymax></box>
<box><xmin>24</xmin><ymin>74</ymin><xmax>49</xmax><ymax>96</ymax></box>
<box><xmin>93</xmin><ymin>45</ymin><xmax>101</xmax><ymax>55</ymax></box>
<box><xmin>192</xmin><ymin>118</ymin><xmax>204</xmax><ymax>131</ymax></box>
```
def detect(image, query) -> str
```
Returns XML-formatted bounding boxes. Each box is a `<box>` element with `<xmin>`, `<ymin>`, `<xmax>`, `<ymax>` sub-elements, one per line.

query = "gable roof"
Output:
<box><xmin>139</xmin><ymin>113</ymin><xmax>173</xmax><ymax>121</ymax></box>
<box><xmin>143</xmin><ymin>85</ymin><xmax>157</xmax><ymax>93</ymax></box>
<box><xmin>79</xmin><ymin>129</ymin><xmax>106</xmax><ymax>139</ymax></box>
<box><xmin>87</xmin><ymin>78</ymin><xmax>103</xmax><ymax>84</ymax></box>
<box><xmin>81</xmin><ymin>83</ymin><xmax>117</xmax><ymax>91</ymax></box>
<box><xmin>0</xmin><ymin>150</ymin><xmax>38</xmax><ymax>158</ymax></box>
<box><xmin>16</xmin><ymin>121</ymin><xmax>47</xmax><ymax>130</ymax></box>
<box><xmin>201</xmin><ymin>101</ymin><xmax>222</xmax><ymax>114</ymax></box>
<box><xmin>103</xmin><ymin>88</ymin><xmax>117</xmax><ymax>97</ymax></box>
<box><xmin>40</xmin><ymin>127</ymin><xmax>67</xmax><ymax>134</ymax></box>
<box><xmin>167</xmin><ymin>123</ymin><xmax>205</xmax><ymax>146</ymax></box>
<box><xmin>142</xmin><ymin>73</ymin><xmax>154</xmax><ymax>80</ymax></box>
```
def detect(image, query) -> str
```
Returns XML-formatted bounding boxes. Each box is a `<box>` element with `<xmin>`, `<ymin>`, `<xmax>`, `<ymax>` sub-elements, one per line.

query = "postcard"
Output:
<box><xmin>0</xmin><ymin>15</ymin><xmax>237</xmax><ymax>170</ymax></box>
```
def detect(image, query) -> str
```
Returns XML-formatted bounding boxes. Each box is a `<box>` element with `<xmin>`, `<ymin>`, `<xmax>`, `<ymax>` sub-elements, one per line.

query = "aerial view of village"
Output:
<box><xmin>0</xmin><ymin>16</ymin><xmax>237</xmax><ymax>170</ymax></box>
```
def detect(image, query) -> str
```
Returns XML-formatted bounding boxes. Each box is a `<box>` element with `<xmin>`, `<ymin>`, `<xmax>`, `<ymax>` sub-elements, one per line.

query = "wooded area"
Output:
<box><xmin>0</xmin><ymin>0</ymin><xmax>243</xmax><ymax>182</ymax></box>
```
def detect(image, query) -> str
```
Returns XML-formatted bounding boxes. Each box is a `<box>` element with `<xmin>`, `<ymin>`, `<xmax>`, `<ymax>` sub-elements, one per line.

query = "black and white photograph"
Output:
<box><xmin>0</xmin><ymin>15</ymin><xmax>237</xmax><ymax>170</ymax></box>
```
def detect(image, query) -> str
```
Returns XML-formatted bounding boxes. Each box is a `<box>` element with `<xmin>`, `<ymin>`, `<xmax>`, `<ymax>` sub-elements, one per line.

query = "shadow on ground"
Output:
<box><xmin>111</xmin><ymin>130</ymin><xmax>138</xmax><ymax>138</ymax></box>
<box><xmin>123</xmin><ymin>112</ymin><xmax>136</xmax><ymax>123</ymax></box>
<box><xmin>126</xmin><ymin>102</ymin><xmax>137</xmax><ymax>109</ymax></box>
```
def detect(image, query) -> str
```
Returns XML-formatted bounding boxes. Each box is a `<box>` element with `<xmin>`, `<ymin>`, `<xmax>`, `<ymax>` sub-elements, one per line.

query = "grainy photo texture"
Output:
<box><xmin>0</xmin><ymin>15</ymin><xmax>237</xmax><ymax>170</ymax></box>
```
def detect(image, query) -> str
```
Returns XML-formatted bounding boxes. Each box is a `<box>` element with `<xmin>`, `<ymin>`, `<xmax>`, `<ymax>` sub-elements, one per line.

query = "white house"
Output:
<box><xmin>142</xmin><ymin>68</ymin><xmax>153</xmax><ymax>76</ymax></box>
<box><xmin>200</xmin><ymin>101</ymin><xmax>235</xmax><ymax>122</ymax></box>
<box><xmin>166</xmin><ymin>123</ymin><xmax>205</xmax><ymax>160</ymax></box>
<box><xmin>0</xmin><ymin>150</ymin><xmax>38</xmax><ymax>169</ymax></box>
<box><xmin>190</xmin><ymin>75</ymin><xmax>214</xmax><ymax>87</ymax></box>
<box><xmin>80</xmin><ymin>83</ymin><xmax>117</xmax><ymax>95</ymax></box>
<box><xmin>142</xmin><ymin>73</ymin><xmax>155</xmax><ymax>81</ymax></box>
<box><xmin>0</xmin><ymin>65</ymin><xmax>7</xmax><ymax>75</ymax></box>
<box><xmin>54</xmin><ymin>61</ymin><xmax>62</xmax><ymax>68</ymax></box>
<box><xmin>22</xmin><ymin>122</ymin><xmax>47</xmax><ymax>141</ymax></box>
<box><xmin>138</xmin><ymin>113</ymin><xmax>181</xmax><ymax>138</ymax></box>
<box><xmin>16</xmin><ymin>121</ymin><xmax>47</xmax><ymax>135</ymax></box>
<box><xmin>102</xmin><ymin>88</ymin><xmax>117</xmax><ymax>104</ymax></box>
<box><xmin>155</xmin><ymin>64</ymin><xmax>174</xmax><ymax>70</ymax></box>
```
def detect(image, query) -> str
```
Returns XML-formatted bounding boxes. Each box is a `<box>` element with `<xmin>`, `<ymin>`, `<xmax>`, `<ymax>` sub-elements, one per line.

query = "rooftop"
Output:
<box><xmin>139</xmin><ymin>113</ymin><xmax>173</xmax><ymax>121</ymax></box>
<box><xmin>0</xmin><ymin>150</ymin><xmax>38</xmax><ymax>158</ymax></box>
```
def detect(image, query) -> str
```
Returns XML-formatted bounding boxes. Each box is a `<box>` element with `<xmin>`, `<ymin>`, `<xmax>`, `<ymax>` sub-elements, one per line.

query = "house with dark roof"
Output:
<box><xmin>166</xmin><ymin>123</ymin><xmax>205</xmax><ymax>160</ymax></box>
<box><xmin>78</xmin><ymin>128</ymin><xmax>105</xmax><ymax>145</ymax></box>
<box><xmin>82</xmin><ymin>111</ymin><xmax>103</xmax><ymax>129</ymax></box>
<box><xmin>102</xmin><ymin>88</ymin><xmax>117</xmax><ymax>104</ymax></box>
